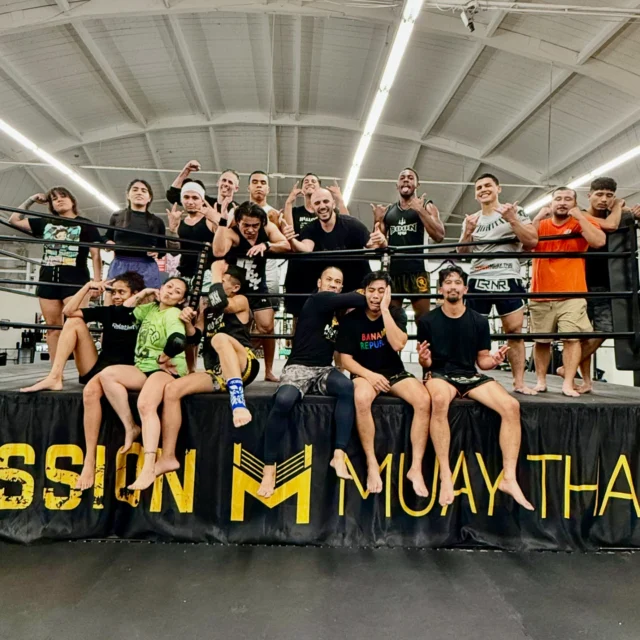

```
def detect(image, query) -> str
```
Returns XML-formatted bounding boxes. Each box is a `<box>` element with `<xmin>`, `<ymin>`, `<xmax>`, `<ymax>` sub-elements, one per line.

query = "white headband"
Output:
<box><xmin>181</xmin><ymin>181</ymin><xmax>206</xmax><ymax>201</ymax></box>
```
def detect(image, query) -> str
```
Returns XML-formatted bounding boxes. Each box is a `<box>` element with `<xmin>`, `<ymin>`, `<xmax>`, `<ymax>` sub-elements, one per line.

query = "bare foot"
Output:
<box><xmin>513</xmin><ymin>384</ymin><xmax>538</xmax><ymax>396</ymax></box>
<box><xmin>155</xmin><ymin>455</ymin><xmax>181</xmax><ymax>478</ymax></box>
<box><xmin>561</xmin><ymin>384</ymin><xmax>580</xmax><ymax>398</ymax></box>
<box><xmin>264</xmin><ymin>372</ymin><xmax>280</xmax><ymax>383</ymax></box>
<box><xmin>20</xmin><ymin>376</ymin><xmax>63</xmax><ymax>393</ymax></box>
<box><xmin>121</xmin><ymin>425</ymin><xmax>141</xmax><ymax>454</ymax></box>
<box><xmin>407</xmin><ymin>467</ymin><xmax>429</xmax><ymax>498</ymax></box>
<box><xmin>439</xmin><ymin>475</ymin><xmax>455</xmax><ymax>507</ymax></box>
<box><xmin>533</xmin><ymin>381</ymin><xmax>547</xmax><ymax>393</ymax></box>
<box><xmin>577</xmin><ymin>384</ymin><xmax>593</xmax><ymax>395</ymax></box>
<box><xmin>257</xmin><ymin>465</ymin><xmax>276</xmax><ymax>498</ymax></box>
<box><xmin>330</xmin><ymin>451</ymin><xmax>352</xmax><ymax>480</ymax></box>
<box><xmin>233</xmin><ymin>407</ymin><xmax>252</xmax><ymax>428</ymax></box>
<box><xmin>556</xmin><ymin>366</ymin><xmax>565</xmax><ymax>378</ymax></box>
<box><xmin>75</xmin><ymin>463</ymin><xmax>95</xmax><ymax>491</ymax></box>
<box><xmin>128</xmin><ymin>466</ymin><xmax>156</xmax><ymax>491</ymax></box>
<box><xmin>367</xmin><ymin>465</ymin><xmax>383</xmax><ymax>493</ymax></box>
<box><xmin>499</xmin><ymin>477</ymin><xmax>534</xmax><ymax>511</ymax></box>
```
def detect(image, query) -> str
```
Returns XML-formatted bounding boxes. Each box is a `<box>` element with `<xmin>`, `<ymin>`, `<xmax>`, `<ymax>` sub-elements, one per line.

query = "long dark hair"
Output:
<box><xmin>46</xmin><ymin>186</ymin><xmax>79</xmax><ymax>217</ymax></box>
<box><xmin>120</xmin><ymin>178</ymin><xmax>155</xmax><ymax>229</ymax></box>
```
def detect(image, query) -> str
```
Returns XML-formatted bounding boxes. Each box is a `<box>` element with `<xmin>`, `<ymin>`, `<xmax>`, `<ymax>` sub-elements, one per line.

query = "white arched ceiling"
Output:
<box><xmin>0</xmin><ymin>0</ymin><xmax>639</xmax><ymax>227</ymax></box>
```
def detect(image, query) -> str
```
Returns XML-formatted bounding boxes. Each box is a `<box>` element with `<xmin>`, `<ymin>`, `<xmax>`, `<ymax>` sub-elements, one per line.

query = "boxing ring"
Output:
<box><xmin>1</xmin><ymin>207</ymin><xmax>640</xmax><ymax>550</ymax></box>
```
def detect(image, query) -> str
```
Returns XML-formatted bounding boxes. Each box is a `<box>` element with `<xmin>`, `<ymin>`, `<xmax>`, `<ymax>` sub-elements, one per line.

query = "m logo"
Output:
<box><xmin>230</xmin><ymin>444</ymin><xmax>312</xmax><ymax>524</ymax></box>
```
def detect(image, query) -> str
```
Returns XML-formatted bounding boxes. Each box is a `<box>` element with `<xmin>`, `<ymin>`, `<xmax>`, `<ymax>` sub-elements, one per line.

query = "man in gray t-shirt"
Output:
<box><xmin>457</xmin><ymin>173</ymin><xmax>538</xmax><ymax>395</ymax></box>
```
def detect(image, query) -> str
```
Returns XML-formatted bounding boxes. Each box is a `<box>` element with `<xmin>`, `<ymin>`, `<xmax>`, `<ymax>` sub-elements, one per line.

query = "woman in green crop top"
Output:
<box><xmin>96</xmin><ymin>277</ymin><xmax>189</xmax><ymax>491</ymax></box>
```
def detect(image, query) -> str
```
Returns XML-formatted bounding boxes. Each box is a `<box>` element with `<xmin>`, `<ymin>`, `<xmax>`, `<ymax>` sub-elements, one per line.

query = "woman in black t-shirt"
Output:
<box><xmin>105</xmin><ymin>179</ymin><xmax>166</xmax><ymax>288</ymax></box>
<box><xmin>10</xmin><ymin>186</ymin><xmax>102</xmax><ymax>360</ymax></box>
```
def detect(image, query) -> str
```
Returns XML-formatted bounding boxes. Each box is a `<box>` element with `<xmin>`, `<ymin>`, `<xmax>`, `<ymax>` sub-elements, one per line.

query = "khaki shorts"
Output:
<box><xmin>529</xmin><ymin>298</ymin><xmax>593</xmax><ymax>343</ymax></box>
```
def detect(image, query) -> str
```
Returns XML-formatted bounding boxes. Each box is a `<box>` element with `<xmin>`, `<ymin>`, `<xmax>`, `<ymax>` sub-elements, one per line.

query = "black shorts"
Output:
<box><xmin>78</xmin><ymin>358</ymin><xmax>105</xmax><ymax>385</ymax></box>
<box><xmin>389</xmin><ymin>272</ymin><xmax>430</xmax><ymax>299</ymax></box>
<box><xmin>586</xmin><ymin>286</ymin><xmax>614</xmax><ymax>333</ymax></box>
<box><xmin>426</xmin><ymin>371</ymin><xmax>493</xmax><ymax>397</ymax></box>
<box><xmin>206</xmin><ymin>348</ymin><xmax>260</xmax><ymax>391</ymax></box>
<box><xmin>248</xmin><ymin>281</ymin><xmax>273</xmax><ymax>313</ymax></box>
<box><xmin>143</xmin><ymin>370</ymin><xmax>181</xmax><ymax>379</ymax></box>
<box><xmin>36</xmin><ymin>266</ymin><xmax>89</xmax><ymax>301</ymax></box>
<box><xmin>466</xmin><ymin>278</ymin><xmax>525</xmax><ymax>317</ymax></box>
<box><xmin>353</xmin><ymin>370</ymin><xmax>414</xmax><ymax>388</ymax></box>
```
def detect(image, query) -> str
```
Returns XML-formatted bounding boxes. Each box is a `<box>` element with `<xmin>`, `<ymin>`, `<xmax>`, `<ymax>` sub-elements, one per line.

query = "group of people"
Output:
<box><xmin>7</xmin><ymin>162</ymin><xmax>634</xmax><ymax>507</ymax></box>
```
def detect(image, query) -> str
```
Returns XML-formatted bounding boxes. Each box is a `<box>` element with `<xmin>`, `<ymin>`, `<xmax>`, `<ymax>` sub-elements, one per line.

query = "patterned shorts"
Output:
<box><xmin>206</xmin><ymin>347</ymin><xmax>260</xmax><ymax>391</ymax></box>
<box><xmin>279</xmin><ymin>364</ymin><xmax>335</xmax><ymax>396</ymax></box>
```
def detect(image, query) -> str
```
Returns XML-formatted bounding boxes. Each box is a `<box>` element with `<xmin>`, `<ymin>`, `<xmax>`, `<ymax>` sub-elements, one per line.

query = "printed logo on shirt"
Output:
<box><xmin>389</xmin><ymin>218</ymin><xmax>418</xmax><ymax>237</ymax></box>
<box><xmin>112</xmin><ymin>322</ymin><xmax>138</xmax><ymax>331</ymax></box>
<box><xmin>205</xmin><ymin>310</ymin><xmax>225</xmax><ymax>337</ymax></box>
<box><xmin>360</xmin><ymin>328</ymin><xmax>387</xmax><ymax>350</ymax></box>
<box><xmin>235</xmin><ymin>258</ymin><xmax>262</xmax><ymax>291</ymax></box>
<box><xmin>323</xmin><ymin>316</ymin><xmax>339</xmax><ymax>343</ymax></box>
<box><xmin>42</xmin><ymin>223</ymin><xmax>81</xmax><ymax>266</ymax></box>
<box><xmin>135</xmin><ymin>323</ymin><xmax>161</xmax><ymax>361</ymax></box>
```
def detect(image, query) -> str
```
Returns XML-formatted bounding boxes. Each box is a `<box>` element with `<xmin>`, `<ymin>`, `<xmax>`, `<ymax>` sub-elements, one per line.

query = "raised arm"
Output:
<box><xmin>411</xmin><ymin>195</ymin><xmax>445</xmax><ymax>243</ymax></box>
<box><xmin>381</xmin><ymin>288</ymin><xmax>407</xmax><ymax>351</ymax></box>
<box><xmin>570</xmin><ymin>208</ymin><xmax>606</xmax><ymax>248</ymax></box>
<box><xmin>499</xmin><ymin>203</ymin><xmax>538</xmax><ymax>250</ymax></box>
<box><xmin>599</xmin><ymin>198</ymin><xmax>624</xmax><ymax>232</ymax></box>
<box><xmin>284</xmin><ymin>181</ymin><xmax>304</xmax><ymax>229</ymax></box>
<box><xmin>457</xmin><ymin>214</ymin><xmax>478</xmax><ymax>254</ymax></box>
<box><xmin>328</xmin><ymin>182</ymin><xmax>350</xmax><ymax>216</ymax></box>
<box><xmin>212</xmin><ymin>207</ymin><xmax>238</xmax><ymax>257</ymax></box>
<box><xmin>165</xmin><ymin>203</ymin><xmax>183</xmax><ymax>250</ymax></box>
<box><xmin>9</xmin><ymin>193</ymin><xmax>46</xmax><ymax>233</ymax></box>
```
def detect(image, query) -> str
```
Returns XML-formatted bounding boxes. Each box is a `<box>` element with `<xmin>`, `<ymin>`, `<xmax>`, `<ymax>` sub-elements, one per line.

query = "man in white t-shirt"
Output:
<box><xmin>457</xmin><ymin>173</ymin><xmax>539</xmax><ymax>395</ymax></box>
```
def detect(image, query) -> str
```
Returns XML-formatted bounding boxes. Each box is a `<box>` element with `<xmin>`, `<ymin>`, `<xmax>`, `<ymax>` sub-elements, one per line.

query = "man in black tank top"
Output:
<box><xmin>372</xmin><ymin>167</ymin><xmax>445</xmax><ymax>320</ymax></box>
<box><xmin>213</xmin><ymin>202</ymin><xmax>291</xmax><ymax>382</ymax></box>
<box><xmin>155</xmin><ymin>261</ymin><xmax>260</xmax><ymax>477</ymax></box>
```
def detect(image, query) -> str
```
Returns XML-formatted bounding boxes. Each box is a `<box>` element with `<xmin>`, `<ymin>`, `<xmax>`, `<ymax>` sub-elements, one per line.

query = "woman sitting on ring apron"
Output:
<box><xmin>105</xmin><ymin>179</ymin><xmax>166</xmax><ymax>288</ymax></box>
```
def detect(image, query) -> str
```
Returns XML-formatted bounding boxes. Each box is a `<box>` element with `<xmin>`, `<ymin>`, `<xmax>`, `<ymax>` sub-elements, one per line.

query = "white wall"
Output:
<box><xmin>0</xmin><ymin>292</ymin><xmax>41</xmax><ymax>350</ymax></box>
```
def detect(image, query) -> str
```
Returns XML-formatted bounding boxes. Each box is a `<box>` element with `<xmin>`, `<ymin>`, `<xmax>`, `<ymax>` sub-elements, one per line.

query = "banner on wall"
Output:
<box><xmin>0</xmin><ymin>392</ymin><xmax>639</xmax><ymax>550</ymax></box>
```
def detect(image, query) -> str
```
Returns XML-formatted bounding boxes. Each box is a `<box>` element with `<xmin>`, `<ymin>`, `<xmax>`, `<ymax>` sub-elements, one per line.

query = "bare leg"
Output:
<box><xmin>557</xmin><ymin>338</ymin><xmax>602</xmax><ymax>392</ymax></box>
<box><xmin>502</xmin><ymin>309</ymin><xmax>536</xmax><ymax>395</ymax></box>
<box><xmin>211</xmin><ymin>332</ymin><xmax>252</xmax><ymax>427</ymax></box>
<box><xmin>156</xmin><ymin>373</ymin><xmax>214</xmax><ymax>477</ymax></box>
<box><xmin>38</xmin><ymin>298</ymin><xmax>65</xmax><ymax>362</ymax></box>
<box><xmin>533</xmin><ymin>343</ymin><xmax>551</xmax><ymax>392</ymax></box>
<box><xmin>411</xmin><ymin>297</ymin><xmax>431</xmax><ymax>322</ymax></box>
<box><xmin>425</xmin><ymin>378</ymin><xmax>457</xmax><ymax>507</ymax></box>
<box><xmin>186</xmin><ymin>344</ymin><xmax>198</xmax><ymax>374</ymax></box>
<box><xmin>388</xmin><ymin>377</ymin><xmax>431</xmax><ymax>497</ymax></box>
<box><xmin>353</xmin><ymin>378</ymin><xmax>382</xmax><ymax>493</ymax></box>
<box><xmin>21</xmin><ymin>318</ymin><xmax>98</xmax><ymax>392</ymax></box>
<box><xmin>560</xmin><ymin>340</ymin><xmax>582</xmax><ymax>397</ymax></box>
<box><xmin>254</xmin><ymin>308</ymin><xmax>278</xmax><ymax>382</ymax></box>
<box><xmin>129</xmin><ymin>371</ymin><xmax>175</xmax><ymax>490</ymax></box>
<box><xmin>100</xmin><ymin>365</ymin><xmax>147</xmax><ymax>452</ymax></box>
<box><xmin>467</xmin><ymin>381</ymin><xmax>534</xmax><ymax>510</ymax></box>
<box><xmin>76</xmin><ymin>375</ymin><xmax>105</xmax><ymax>490</ymax></box>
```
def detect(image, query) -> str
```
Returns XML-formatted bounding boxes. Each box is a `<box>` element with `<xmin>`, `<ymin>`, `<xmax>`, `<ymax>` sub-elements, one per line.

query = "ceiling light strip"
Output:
<box><xmin>342</xmin><ymin>0</ymin><xmax>424</xmax><ymax>205</ymax></box>
<box><xmin>524</xmin><ymin>143</ymin><xmax>640</xmax><ymax>215</ymax></box>
<box><xmin>0</xmin><ymin>118</ymin><xmax>119</xmax><ymax>212</ymax></box>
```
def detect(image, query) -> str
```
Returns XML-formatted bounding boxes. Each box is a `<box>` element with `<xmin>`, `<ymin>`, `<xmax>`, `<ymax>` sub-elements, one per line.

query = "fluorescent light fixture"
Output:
<box><xmin>524</xmin><ymin>142</ymin><xmax>640</xmax><ymax>215</ymax></box>
<box><xmin>343</xmin><ymin>0</ymin><xmax>424</xmax><ymax>205</ymax></box>
<box><xmin>0</xmin><ymin>117</ymin><xmax>119</xmax><ymax>212</ymax></box>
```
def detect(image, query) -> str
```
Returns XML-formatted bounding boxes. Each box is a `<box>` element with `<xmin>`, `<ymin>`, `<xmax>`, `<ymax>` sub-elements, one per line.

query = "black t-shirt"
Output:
<box><xmin>416</xmin><ymin>306</ymin><xmax>490</xmax><ymax>377</ymax></box>
<box><xmin>287</xmin><ymin>291</ymin><xmax>368</xmax><ymax>367</ymax></box>
<box><xmin>81</xmin><ymin>305</ymin><xmax>138</xmax><ymax>367</ymax></box>
<box><xmin>299</xmin><ymin>215</ymin><xmax>372</xmax><ymax>292</ymax></box>
<box><xmin>105</xmin><ymin>209</ymin><xmax>166</xmax><ymax>258</ymax></box>
<box><xmin>292</xmin><ymin>205</ymin><xmax>317</xmax><ymax>236</ymax></box>
<box><xmin>585</xmin><ymin>211</ymin><xmax>611</xmax><ymax>289</ymax></box>
<box><xmin>336</xmin><ymin>306</ymin><xmax>407</xmax><ymax>378</ymax></box>
<box><xmin>383</xmin><ymin>202</ymin><xmax>429</xmax><ymax>276</ymax></box>
<box><xmin>202</xmin><ymin>305</ymin><xmax>252</xmax><ymax>370</ymax></box>
<box><xmin>177</xmin><ymin>216</ymin><xmax>214</xmax><ymax>278</ymax></box>
<box><xmin>29</xmin><ymin>215</ymin><xmax>100</xmax><ymax>272</ymax></box>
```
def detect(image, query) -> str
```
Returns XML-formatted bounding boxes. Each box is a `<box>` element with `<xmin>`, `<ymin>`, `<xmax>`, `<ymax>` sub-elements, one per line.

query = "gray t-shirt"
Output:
<box><xmin>461</xmin><ymin>207</ymin><xmax>532</xmax><ymax>280</ymax></box>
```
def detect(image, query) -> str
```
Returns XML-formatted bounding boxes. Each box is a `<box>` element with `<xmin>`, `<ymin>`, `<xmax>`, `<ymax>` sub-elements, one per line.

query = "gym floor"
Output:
<box><xmin>0</xmin><ymin>542</ymin><xmax>637</xmax><ymax>640</ymax></box>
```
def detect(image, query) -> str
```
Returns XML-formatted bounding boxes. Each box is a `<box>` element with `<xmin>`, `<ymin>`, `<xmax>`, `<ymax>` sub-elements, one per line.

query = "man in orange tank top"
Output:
<box><xmin>530</xmin><ymin>187</ymin><xmax>605</xmax><ymax>397</ymax></box>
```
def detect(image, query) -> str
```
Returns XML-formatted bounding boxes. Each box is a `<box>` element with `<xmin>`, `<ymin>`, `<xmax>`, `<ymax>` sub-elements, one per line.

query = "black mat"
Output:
<box><xmin>0</xmin><ymin>542</ymin><xmax>638</xmax><ymax>640</ymax></box>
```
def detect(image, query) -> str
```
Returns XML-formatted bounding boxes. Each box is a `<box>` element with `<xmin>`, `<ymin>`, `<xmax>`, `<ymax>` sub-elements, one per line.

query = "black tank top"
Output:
<box><xmin>202</xmin><ymin>305</ymin><xmax>252</xmax><ymax>370</ymax></box>
<box><xmin>178</xmin><ymin>216</ymin><xmax>214</xmax><ymax>278</ymax></box>
<box><xmin>225</xmin><ymin>226</ymin><xmax>269</xmax><ymax>292</ymax></box>
<box><xmin>383</xmin><ymin>202</ymin><xmax>429</xmax><ymax>276</ymax></box>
